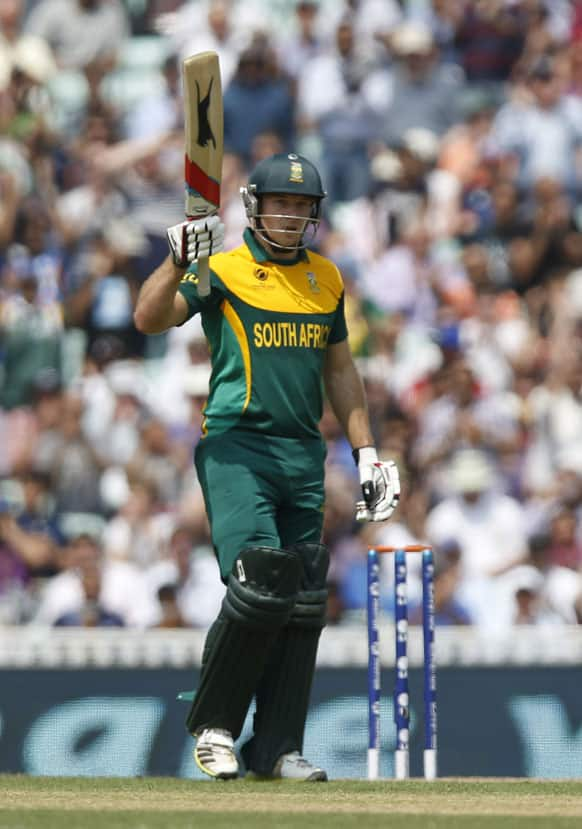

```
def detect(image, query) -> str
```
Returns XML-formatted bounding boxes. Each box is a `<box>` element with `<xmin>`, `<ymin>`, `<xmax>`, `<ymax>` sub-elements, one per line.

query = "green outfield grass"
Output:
<box><xmin>1</xmin><ymin>776</ymin><xmax>582</xmax><ymax>828</ymax></box>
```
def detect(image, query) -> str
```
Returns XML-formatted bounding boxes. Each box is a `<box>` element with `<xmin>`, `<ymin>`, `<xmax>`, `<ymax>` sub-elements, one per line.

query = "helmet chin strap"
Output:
<box><xmin>253</xmin><ymin>227</ymin><xmax>304</xmax><ymax>252</ymax></box>
<box><xmin>252</xmin><ymin>217</ymin><xmax>319</xmax><ymax>252</ymax></box>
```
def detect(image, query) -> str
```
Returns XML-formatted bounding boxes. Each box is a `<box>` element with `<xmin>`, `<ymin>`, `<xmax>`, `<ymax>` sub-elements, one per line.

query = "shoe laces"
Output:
<box><xmin>285</xmin><ymin>752</ymin><xmax>311</xmax><ymax>768</ymax></box>
<box><xmin>198</xmin><ymin>728</ymin><xmax>234</xmax><ymax>751</ymax></box>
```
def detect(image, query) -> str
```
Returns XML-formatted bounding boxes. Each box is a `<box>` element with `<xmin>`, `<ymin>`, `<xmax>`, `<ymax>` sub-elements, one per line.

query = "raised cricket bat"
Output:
<box><xmin>182</xmin><ymin>51</ymin><xmax>223</xmax><ymax>297</ymax></box>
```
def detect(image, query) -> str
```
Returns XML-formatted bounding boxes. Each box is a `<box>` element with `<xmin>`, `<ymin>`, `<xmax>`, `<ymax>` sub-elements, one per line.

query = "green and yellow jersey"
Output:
<box><xmin>178</xmin><ymin>229</ymin><xmax>348</xmax><ymax>439</ymax></box>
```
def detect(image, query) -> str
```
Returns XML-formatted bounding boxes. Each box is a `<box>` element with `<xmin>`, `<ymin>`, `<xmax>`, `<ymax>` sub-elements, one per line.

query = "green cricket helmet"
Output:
<box><xmin>240</xmin><ymin>152</ymin><xmax>326</xmax><ymax>250</ymax></box>
<box><xmin>248</xmin><ymin>153</ymin><xmax>326</xmax><ymax>200</ymax></box>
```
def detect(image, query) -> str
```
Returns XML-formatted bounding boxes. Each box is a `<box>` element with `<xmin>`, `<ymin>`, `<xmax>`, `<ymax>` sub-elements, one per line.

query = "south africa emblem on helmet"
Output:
<box><xmin>289</xmin><ymin>160</ymin><xmax>304</xmax><ymax>183</ymax></box>
<box><xmin>254</xmin><ymin>267</ymin><xmax>268</xmax><ymax>282</ymax></box>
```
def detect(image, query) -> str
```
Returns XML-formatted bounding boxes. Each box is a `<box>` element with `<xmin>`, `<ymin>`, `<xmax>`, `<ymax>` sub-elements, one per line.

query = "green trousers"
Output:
<box><xmin>195</xmin><ymin>430</ymin><xmax>326</xmax><ymax>580</ymax></box>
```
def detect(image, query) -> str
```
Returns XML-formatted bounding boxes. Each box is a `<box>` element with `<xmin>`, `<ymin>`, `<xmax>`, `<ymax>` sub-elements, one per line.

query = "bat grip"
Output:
<box><xmin>197</xmin><ymin>256</ymin><xmax>211</xmax><ymax>297</ymax></box>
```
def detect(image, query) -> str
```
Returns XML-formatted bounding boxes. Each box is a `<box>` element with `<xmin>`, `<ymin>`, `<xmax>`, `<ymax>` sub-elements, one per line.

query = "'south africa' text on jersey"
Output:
<box><xmin>253</xmin><ymin>322</ymin><xmax>331</xmax><ymax>349</ymax></box>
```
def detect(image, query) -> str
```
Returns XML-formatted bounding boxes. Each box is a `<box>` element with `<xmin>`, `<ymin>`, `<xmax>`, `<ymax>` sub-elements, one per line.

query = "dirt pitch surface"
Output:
<box><xmin>1</xmin><ymin>776</ymin><xmax>582</xmax><ymax>829</ymax></box>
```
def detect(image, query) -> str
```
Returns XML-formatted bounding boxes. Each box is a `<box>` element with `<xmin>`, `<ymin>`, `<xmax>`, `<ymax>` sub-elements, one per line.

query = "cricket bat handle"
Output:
<box><xmin>197</xmin><ymin>255</ymin><xmax>210</xmax><ymax>297</ymax></box>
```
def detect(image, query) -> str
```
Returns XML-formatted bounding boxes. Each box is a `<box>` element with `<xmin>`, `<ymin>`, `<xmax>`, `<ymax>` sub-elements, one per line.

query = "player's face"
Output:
<box><xmin>259</xmin><ymin>194</ymin><xmax>315</xmax><ymax>250</ymax></box>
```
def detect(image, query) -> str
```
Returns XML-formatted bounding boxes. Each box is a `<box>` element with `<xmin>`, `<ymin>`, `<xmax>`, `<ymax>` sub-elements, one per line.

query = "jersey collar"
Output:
<box><xmin>244</xmin><ymin>228</ymin><xmax>309</xmax><ymax>265</ymax></box>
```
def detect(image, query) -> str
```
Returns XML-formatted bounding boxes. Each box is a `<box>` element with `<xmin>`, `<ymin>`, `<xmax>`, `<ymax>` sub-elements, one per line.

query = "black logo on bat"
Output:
<box><xmin>196</xmin><ymin>78</ymin><xmax>216</xmax><ymax>149</ymax></box>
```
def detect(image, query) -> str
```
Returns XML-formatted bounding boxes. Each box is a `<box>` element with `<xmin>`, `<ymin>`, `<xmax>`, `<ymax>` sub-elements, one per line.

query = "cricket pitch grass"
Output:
<box><xmin>1</xmin><ymin>776</ymin><xmax>582</xmax><ymax>828</ymax></box>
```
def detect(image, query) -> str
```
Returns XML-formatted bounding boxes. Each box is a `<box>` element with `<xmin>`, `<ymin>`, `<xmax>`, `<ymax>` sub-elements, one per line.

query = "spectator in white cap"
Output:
<box><xmin>381</xmin><ymin>21</ymin><xmax>463</xmax><ymax>145</ymax></box>
<box><xmin>426</xmin><ymin>448</ymin><xmax>528</xmax><ymax>628</ymax></box>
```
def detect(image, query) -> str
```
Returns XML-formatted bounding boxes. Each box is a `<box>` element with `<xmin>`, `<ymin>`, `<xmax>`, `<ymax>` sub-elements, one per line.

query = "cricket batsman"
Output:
<box><xmin>134</xmin><ymin>153</ymin><xmax>400</xmax><ymax>781</ymax></box>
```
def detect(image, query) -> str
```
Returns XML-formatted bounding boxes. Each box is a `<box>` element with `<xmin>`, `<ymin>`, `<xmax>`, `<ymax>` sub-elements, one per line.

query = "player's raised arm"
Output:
<box><xmin>133</xmin><ymin>254</ymin><xmax>190</xmax><ymax>334</ymax></box>
<box><xmin>134</xmin><ymin>212</ymin><xmax>225</xmax><ymax>334</ymax></box>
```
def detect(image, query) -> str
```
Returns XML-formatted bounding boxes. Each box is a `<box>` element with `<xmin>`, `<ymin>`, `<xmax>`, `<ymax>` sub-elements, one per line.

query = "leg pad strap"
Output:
<box><xmin>289</xmin><ymin>543</ymin><xmax>329</xmax><ymax>629</ymax></box>
<box><xmin>222</xmin><ymin>546</ymin><xmax>301</xmax><ymax>628</ymax></box>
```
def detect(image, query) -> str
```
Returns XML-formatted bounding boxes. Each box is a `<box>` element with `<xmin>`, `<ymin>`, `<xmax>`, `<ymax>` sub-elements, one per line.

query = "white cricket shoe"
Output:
<box><xmin>272</xmin><ymin>751</ymin><xmax>328</xmax><ymax>782</ymax></box>
<box><xmin>194</xmin><ymin>728</ymin><xmax>239</xmax><ymax>780</ymax></box>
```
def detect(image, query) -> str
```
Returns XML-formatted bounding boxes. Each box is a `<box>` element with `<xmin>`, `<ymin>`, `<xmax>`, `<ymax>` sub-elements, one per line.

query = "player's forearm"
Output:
<box><xmin>134</xmin><ymin>255</ymin><xmax>185</xmax><ymax>334</ymax></box>
<box><xmin>324</xmin><ymin>359</ymin><xmax>374</xmax><ymax>450</ymax></box>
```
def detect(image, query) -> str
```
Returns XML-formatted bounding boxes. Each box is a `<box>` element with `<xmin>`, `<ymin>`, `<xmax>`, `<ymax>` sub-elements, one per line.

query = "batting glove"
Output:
<box><xmin>166</xmin><ymin>215</ymin><xmax>225</xmax><ymax>267</ymax></box>
<box><xmin>354</xmin><ymin>447</ymin><xmax>400</xmax><ymax>523</ymax></box>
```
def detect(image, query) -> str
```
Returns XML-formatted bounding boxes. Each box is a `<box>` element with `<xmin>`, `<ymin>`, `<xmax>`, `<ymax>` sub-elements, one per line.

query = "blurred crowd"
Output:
<box><xmin>2</xmin><ymin>0</ymin><xmax>582</xmax><ymax>631</ymax></box>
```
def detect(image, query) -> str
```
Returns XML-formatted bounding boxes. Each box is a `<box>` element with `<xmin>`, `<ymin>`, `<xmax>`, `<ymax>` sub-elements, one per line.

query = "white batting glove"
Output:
<box><xmin>354</xmin><ymin>447</ymin><xmax>400</xmax><ymax>523</ymax></box>
<box><xmin>166</xmin><ymin>215</ymin><xmax>225</xmax><ymax>267</ymax></box>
